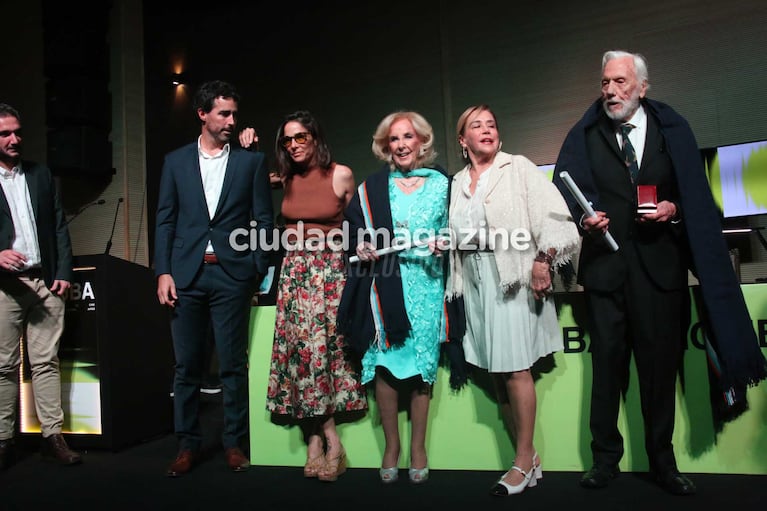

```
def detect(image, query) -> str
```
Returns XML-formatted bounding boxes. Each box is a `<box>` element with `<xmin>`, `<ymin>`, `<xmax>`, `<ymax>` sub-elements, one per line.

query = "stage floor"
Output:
<box><xmin>4</xmin><ymin>393</ymin><xmax>765</xmax><ymax>510</ymax></box>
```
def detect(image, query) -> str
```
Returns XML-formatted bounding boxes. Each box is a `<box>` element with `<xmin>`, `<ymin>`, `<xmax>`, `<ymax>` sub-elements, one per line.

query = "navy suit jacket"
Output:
<box><xmin>0</xmin><ymin>160</ymin><xmax>72</xmax><ymax>287</ymax></box>
<box><xmin>154</xmin><ymin>142</ymin><xmax>274</xmax><ymax>289</ymax></box>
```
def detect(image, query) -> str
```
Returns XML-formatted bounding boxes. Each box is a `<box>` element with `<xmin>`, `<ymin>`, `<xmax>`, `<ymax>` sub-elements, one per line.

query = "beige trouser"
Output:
<box><xmin>0</xmin><ymin>274</ymin><xmax>66</xmax><ymax>439</ymax></box>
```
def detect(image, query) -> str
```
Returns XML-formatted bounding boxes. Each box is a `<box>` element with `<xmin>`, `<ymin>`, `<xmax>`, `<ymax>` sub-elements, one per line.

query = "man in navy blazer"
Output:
<box><xmin>0</xmin><ymin>103</ymin><xmax>82</xmax><ymax>468</ymax></box>
<box><xmin>155</xmin><ymin>81</ymin><xmax>273</xmax><ymax>476</ymax></box>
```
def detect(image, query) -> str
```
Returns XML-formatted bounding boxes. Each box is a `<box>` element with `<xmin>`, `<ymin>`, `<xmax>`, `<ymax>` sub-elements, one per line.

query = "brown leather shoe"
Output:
<box><xmin>40</xmin><ymin>434</ymin><xmax>82</xmax><ymax>465</ymax></box>
<box><xmin>225</xmin><ymin>447</ymin><xmax>250</xmax><ymax>472</ymax></box>
<box><xmin>166</xmin><ymin>449</ymin><xmax>196</xmax><ymax>477</ymax></box>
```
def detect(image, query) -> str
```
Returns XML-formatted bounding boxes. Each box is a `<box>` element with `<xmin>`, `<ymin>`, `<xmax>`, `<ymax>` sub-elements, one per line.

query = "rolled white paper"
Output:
<box><xmin>349</xmin><ymin>236</ymin><xmax>448</xmax><ymax>263</ymax></box>
<box><xmin>559</xmin><ymin>171</ymin><xmax>619</xmax><ymax>252</ymax></box>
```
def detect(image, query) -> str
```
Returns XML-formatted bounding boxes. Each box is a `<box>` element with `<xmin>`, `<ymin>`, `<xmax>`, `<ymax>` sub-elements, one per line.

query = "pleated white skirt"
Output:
<box><xmin>460</xmin><ymin>252</ymin><xmax>563</xmax><ymax>373</ymax></box>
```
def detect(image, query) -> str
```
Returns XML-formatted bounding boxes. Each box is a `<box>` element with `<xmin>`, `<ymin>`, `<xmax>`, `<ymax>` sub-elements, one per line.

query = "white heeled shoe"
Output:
<box><xmin>408</xmin><ymin>466</ymin><xmax>429</xmax><ymax>484</ymax></box>
<box><xmin>490</xmin><ymin>453</ymin><xmax>541</xmax><ymax>496</ymax></box>
<box><xmin>532</xmin><ymin>452</ymin><xmax>543</xmax><ymax>482</ymax></box>
<box><xmin>379</xmin><ymin>452</ymin><xmax>400</xmax><ymax>484</ymax></box>
<box><xmin>490</xmin><ymin>466</ymin><xmax>534</xmax><ymax>496</ymax></box>
<box><xmin>379</xmin><ymin>466</ymin><xmax>399</xmax><ymax>483</ymax></box>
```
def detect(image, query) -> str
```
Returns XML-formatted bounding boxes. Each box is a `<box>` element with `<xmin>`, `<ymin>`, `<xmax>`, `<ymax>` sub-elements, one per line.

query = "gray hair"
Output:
<box><xmin>602</xmin><ymin>50</ymin><xmax>650</xmax><ymax>91</ymax></box>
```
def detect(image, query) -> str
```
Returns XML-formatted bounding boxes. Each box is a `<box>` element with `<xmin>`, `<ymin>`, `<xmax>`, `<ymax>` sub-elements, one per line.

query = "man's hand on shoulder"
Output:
<box><xmin>238</xmin><ymin>127</ymin><xmax>258</xmax><ymax>150</ymax></box>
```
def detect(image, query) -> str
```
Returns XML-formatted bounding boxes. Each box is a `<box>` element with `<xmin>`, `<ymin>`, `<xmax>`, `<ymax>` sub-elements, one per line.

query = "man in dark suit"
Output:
<box><xmin>0</xmin><ymin>103</ymin><xmax>82</xmax><ymax>469</ymax></box>
<box><xmin>155</xmin><ymin>81</ymin><xmax>273</xmax><ymax>476</ymax></box>
<box><xmin>555</xmin><ymin>48</ymin><xmax>767</xmax><ymax>495</ymax></box>
<box><xmin>553</xmin><ymin>51</ymin><xmax>698</xmax><ymax>496</ymax></box>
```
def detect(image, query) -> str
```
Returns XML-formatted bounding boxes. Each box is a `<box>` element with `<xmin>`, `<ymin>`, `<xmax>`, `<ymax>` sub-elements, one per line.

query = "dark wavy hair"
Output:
<box><xmin>0</xmin><ymin>103</ymin><xmax>21</xmax><ymax>121</ymax></box>
<box><xmin>192</xmin><ymin>80</ymin><xmax>240</xmax><ymax>120</ymax></box>
<box><xmin>274</xmin><ymin>110</ymin><xmax>333</xmax><ymax>179</ymax></box>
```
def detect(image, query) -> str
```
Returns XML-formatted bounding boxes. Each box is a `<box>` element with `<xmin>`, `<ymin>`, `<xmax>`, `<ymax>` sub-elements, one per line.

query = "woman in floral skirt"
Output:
<box><xmin>240</xmin><ymin>111</ymin><xmax>367</xmax><ymax>482</ymax></box>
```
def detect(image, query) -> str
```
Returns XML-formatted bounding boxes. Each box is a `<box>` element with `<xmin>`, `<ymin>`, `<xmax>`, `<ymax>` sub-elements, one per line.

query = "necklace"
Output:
<box><xmin>397</xmin><ymin>176</ymin><xmax>422</xmax><ymax>188</ymax></box>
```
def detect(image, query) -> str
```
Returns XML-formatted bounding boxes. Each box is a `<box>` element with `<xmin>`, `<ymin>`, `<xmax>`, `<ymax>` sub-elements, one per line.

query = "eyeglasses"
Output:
<box><xmin>279</xmin><ymin>132</ymin><xmax>311</xmax><ymax>149</ymax></box>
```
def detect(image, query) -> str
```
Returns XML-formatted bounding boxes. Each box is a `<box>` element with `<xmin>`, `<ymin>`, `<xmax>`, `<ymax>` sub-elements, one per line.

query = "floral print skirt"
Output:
<box><xmin>266</xmin><ymin>247</ymin><xmax>367</xmax><ymax>418</ymax></box>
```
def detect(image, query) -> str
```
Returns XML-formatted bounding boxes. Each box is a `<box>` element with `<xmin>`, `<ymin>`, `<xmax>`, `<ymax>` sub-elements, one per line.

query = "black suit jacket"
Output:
<box><xmin>553</xmin><ymin>98</ymin><xmax>766</xmax><ymax>400</ymax></box>
<box><xmin>153</xmin><ymin>142</ymin><xmax>274</xmax><ymax>289</ymax></box>
<box><xmin>0</xmin><ymin>160</ymin><xmax>72</xmax><ymax>287</ymax></box>
<box><xmin>577</xmin><ymin>112</ymin><xmax>686</xmax><ymax>292</ymax></box>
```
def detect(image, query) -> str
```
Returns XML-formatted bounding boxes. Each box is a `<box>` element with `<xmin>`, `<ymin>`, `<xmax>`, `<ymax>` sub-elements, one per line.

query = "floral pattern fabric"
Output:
<box><xmin>267</xmin><ymin>248</ymin><xmax>367</xmax><ymax>418</ymax></box>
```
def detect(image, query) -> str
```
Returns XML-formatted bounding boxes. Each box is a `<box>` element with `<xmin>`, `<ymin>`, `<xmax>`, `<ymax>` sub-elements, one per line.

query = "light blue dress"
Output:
<box><xmin>361</xmin><ymin>168</ymin><xmax>448</xmax><ymax>385</ymax></box>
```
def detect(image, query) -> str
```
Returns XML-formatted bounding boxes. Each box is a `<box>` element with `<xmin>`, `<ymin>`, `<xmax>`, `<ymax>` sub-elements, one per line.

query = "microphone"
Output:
<box><xmin>104</xmin><ymin>197</ymin><xmax>124</xmax><ymax>255</ymax></box>
<box><xmin>66</xmin><ymin>199</ymin><xmax>106</xmax><ymax>225</ymax></box>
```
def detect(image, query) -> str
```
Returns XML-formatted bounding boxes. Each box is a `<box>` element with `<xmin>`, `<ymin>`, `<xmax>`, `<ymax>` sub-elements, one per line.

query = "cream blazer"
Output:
<box><xmin>447</xmin><ymin>151</ymin><xmax>579</xmax><ymax>297</ymax></box>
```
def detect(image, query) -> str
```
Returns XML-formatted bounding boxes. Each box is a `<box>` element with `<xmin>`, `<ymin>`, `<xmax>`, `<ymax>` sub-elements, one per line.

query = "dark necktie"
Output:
<box><xmin>620</xmin><ymin>123</ymin><xmax>639</xmax><ymax>184</ymax></box>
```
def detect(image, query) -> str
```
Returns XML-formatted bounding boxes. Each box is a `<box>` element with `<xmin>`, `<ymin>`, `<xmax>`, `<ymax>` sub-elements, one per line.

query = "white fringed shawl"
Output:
<box><xmin>447</xmin><ymin>151</ymin><xmax>580</xmax><ymax>298</ymax></box>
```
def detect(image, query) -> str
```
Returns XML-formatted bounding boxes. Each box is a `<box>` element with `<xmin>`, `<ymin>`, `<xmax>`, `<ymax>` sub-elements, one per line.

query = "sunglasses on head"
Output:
<box><xmin>279</xmin><ymin>132</ymin><xmax>310</xmax><ymax>148</ymax></box>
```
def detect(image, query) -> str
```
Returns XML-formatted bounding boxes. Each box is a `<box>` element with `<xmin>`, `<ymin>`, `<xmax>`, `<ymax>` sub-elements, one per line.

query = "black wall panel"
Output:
<box><xmin>43</xmin><ymin>2</ymin><xmax>113</xmax><ymax>176</ymax></box>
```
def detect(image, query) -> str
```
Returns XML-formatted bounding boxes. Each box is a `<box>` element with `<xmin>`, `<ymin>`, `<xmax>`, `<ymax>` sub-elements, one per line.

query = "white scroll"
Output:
<box><xmin>559</xmin><ymin>171</ymin><xmax>619</xmax><ymax>252</ymax></box>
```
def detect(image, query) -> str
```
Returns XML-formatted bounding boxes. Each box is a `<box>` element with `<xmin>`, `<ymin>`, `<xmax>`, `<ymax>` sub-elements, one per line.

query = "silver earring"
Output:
<box><xmin>462</xmin><ymin>146</ymin><xmax>468</xmax><ymax>159</ymax></box>
<box><xmin>498</xmin><ymin>141</ymin><xmax>503</xmax><ymax>151</ymax></box>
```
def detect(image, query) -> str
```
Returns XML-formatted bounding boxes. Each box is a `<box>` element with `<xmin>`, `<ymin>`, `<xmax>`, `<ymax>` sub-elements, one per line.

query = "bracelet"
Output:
<box><xmin>534</xmin><ymin>251</ymin><xmax>554</xmax><ymax>266</ymax></box>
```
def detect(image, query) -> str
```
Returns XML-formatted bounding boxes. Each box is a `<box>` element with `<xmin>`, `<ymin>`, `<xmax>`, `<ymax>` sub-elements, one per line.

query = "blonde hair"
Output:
<box><xmin>371</xmin><ymin>111</ymin><xmax>437</xmax><ymax>170</ymax></box>
<box><xmin>456</xmin><ymin>104</ymin><xmax>497</xmax><ymax>163</ymax></box>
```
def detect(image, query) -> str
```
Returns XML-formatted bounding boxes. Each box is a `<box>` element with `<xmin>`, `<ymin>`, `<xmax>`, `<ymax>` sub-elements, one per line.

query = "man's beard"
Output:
<box><xmin>603</xmin><ymin>95</ymin><xmax>640</xmax><ymax>121</ymax></box>
<box><xmin>0</xmin><ymin>148</ymin><xmax>20</xmax><ymax>167</ymax></box>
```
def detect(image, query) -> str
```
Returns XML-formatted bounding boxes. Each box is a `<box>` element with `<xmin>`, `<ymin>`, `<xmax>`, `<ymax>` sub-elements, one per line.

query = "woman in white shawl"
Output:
<box><xmin>448</xmin><ymin>105</ymin><xmax>579</xmax><ymax>496</ymax></box>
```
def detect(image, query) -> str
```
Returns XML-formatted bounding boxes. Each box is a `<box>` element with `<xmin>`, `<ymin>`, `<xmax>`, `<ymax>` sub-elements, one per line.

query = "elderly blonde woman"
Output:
<box><xmin>448</xmin><ymin>104</ymin><xmax>579</xmax><ymax>496</ymax></box>
<box><xmin>338</xmin><ymin>111</ymin><xmax>450</xmax><ymax>484</ymax></box>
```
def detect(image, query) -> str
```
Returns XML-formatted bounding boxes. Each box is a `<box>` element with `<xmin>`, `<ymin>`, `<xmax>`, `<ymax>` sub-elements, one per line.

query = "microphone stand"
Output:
<box><xmin>66</xmin><ymin>199</ymin><xmax>106</xmax><ymax>225</ymax></box>
<box><xmin>104</xmin><ymin>198</ymin><xmax>124</xmax><ymax>255</ymax></box>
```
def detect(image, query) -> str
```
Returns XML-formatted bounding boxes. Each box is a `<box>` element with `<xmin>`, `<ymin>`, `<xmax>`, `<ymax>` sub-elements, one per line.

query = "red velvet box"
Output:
<box><xmin>637</xmin><ymin>185</ymin><xmax>658</xmax><ymax>214</ymax></box>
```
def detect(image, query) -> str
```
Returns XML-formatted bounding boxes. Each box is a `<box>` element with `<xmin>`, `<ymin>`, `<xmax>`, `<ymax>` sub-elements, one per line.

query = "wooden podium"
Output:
<box><xmin>20</xmin><ymin>255</ymin><xmax>174</xmax><ymax>451</ymax></box>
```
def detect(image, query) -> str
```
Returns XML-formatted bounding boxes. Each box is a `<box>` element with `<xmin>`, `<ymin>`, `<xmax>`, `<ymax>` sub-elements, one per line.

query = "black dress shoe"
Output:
<box><xmin>656</xmin><ymin>471</ymin><xmax>696</xmax><ymax>495</ymax></box>
<box><xmin>580</xmin><ymin>464</ymin><xmax>619</xmax><ymax>488</ymax></box>
<box><xmin>0</xmin><ymin>438</ymin><xmax>14</xmax><ymax>470</ymax></box>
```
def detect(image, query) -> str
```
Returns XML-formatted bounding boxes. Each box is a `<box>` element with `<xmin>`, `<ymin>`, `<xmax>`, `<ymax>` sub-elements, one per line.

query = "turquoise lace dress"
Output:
<box><xmin>361</xmin><ymin>168</ymin><xmax>449</xmax><ymax>384</ymax></box>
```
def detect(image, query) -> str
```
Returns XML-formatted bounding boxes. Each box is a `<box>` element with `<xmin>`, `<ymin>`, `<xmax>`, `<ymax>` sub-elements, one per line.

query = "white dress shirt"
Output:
<box><xmin>461</xmin><ymin>168</ymin><xmax>491</xmax><ymax>245</ymax></box>
<box><xmin>197</xmin><ymin>138</ymin><xmax>230</xmax><ymax>254</ymax></box>
<box><xmin>0</xmin><ymin>163</ymin><xmax>41</xmax><ymax>270</ymax></box>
